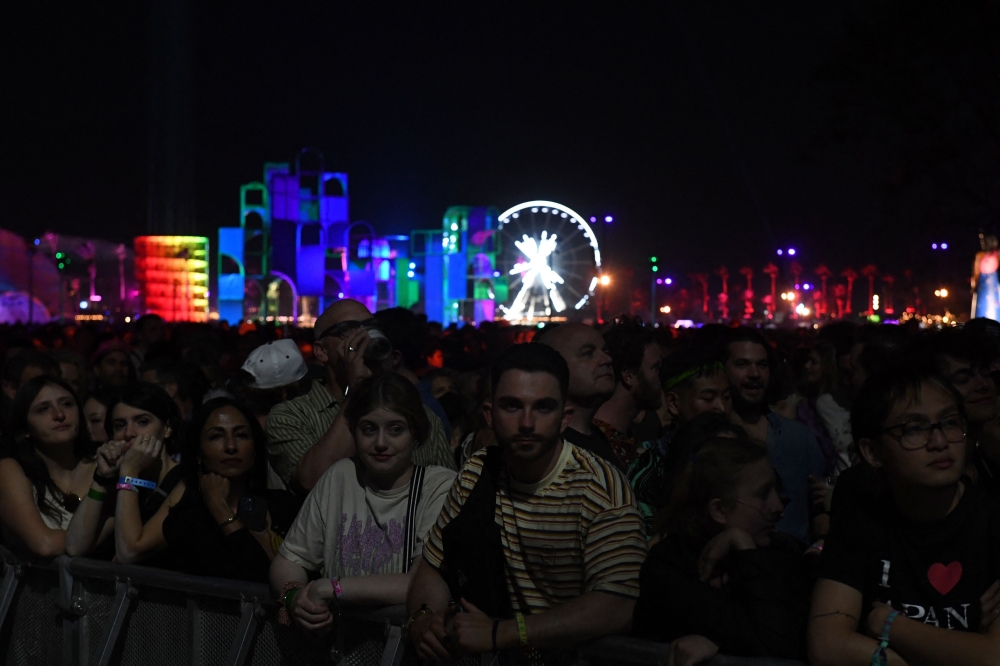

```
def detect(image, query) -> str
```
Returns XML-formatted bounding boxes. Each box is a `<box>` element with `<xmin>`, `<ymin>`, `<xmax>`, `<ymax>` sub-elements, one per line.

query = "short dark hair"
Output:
<box><xmin>181</xmin><ymin>398</ymin><xmax>268</xmax><ymax>496</ymax></box>
<box><xmin>922</xmin><ymin>328</ymin><xmax>991</xmax><ymax>371</ymax></box>
<box><xmin>660</xmin><ymin>347</ymin><xmax>723</xmax><ymax>393</ymax></box>
<box><xmin>490</xmin><ymin>343</ymin><xmax>570</xmax><ymax>400</ymax></box>
<box><xmin>720</xmin><ymin>327</ymin><xmax>770</xmax><ymax>362</ymax></box>
<box><xmin>343</xmin><ymin>373</ymin><xmax>430</xmax><ymax>446</ymax></box>
<box><xmin>851</xmin><ymin>360</ymin><xmax>963</xmax><ymax>445</ymax></box>
<box><xmin>603</xmin><ymin>315</ymin><xmax>655</xmax><ymax>382</ymax></box>
<box><xmin>1</xmin><ymin>350</ymin><xmax>60</xmax><ymax>387</ymax></box>
<box><xmin>106</xmin><ymin>382</ymin><xmax>185</xmax><ymax>456</ymax></box>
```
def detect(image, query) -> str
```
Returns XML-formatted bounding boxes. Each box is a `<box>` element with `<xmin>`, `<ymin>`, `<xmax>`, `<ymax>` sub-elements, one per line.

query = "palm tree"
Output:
<box><xmin>882</xmin><ymin>274</ymin><xmax>896</xmax><ymax>315</ymax></box>
<box><xmin>763</xmin><ymin>263</ymin><xmax>779</xmax><ymax>313</ymax></box>
<box><xmin>739</xmin><ymin>266</ymin><xmax>754</xmax><ymax>319</ymax></box>
<box><xmin>815</xmin><ymin>264</ymin><xmax>832</xmax><ymax>317</ymax></box>
<box><xmin>842</xmin><ymin>267</ymin><xmax>858</xmax><ymax>314</ymax></box>
<box><xmin>861</xmin><ymin>264</ymin><xmax>878</xmax><ymax>315</ymax></box>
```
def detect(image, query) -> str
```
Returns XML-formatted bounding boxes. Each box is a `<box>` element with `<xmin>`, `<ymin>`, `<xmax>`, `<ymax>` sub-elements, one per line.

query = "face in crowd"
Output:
<box><xmin>630</xmin><ymin>344</ymin><xmax>664</xmax><ymax>412</ymax></box>
<box><xmin>711</xmin><ymin>458</ymin><xmax>785</xmax><ymax>547</ymax></box>
<box><xmin>543</xmin><ymin>324</ymin><xmax>615</xmax><ymax>405</ymax></box>
<box><xmin>83</xmin><ymin>397</ymin><xmax>109</xmax><ymax>443</ymax></box>
<box><xmin>486</xmin><ymin>369</ymin><xmax>573</xmax><ymax>468</ymax></box>
<box><xmin>198</xmin><ymin>406</ymin><xmax>256</xmax><ymax>479</ymax></box>
<box><xmin>724</xmin><ymin>342</ymin><xmax>770</xmax><ymax>408</ymax></box>
<box><xmin>354</xmin><ymin>407</ymin><xmax>417</xmax><ymax>489</ymax></box>
<box><xmin>937</xmin><ymin>355</ymin><xmax>998</xmax><ymax>426</ymax></box>
<box><xmin>27</xmin><ymin>382</ymin><xmax>81</xmax><ymax>450</ymax></box>
<box><xmin>95</xmin><ymin>351</ymin><xmax>131</xmax><ymax>389</ymax></box>
<box><xmin>665</xmin><ymin>368</ymin><xmax>732</xmax><ymax>424</ymax></box>
<box><xmin>111</xmin><ymin>402</ymin><xmax>173</xmax><ymax>447</ymax></box>
<box><xmin>313</xmin><ymin>300</ymin><xmax>391</xmax><ymax>375</ymax></box>
<box><xmin>860</xmin><ymin>380</ymin><xmax>966</xmax><ymax>491</ymax></box>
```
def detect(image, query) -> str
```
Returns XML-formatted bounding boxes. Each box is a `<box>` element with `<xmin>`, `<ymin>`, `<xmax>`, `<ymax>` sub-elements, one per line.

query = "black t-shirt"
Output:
<box><xmin>819</xmin><ymin>479</ymin><xmax>1000</xmax><ymax>632</ymax></box>
<box><xmin>562</xmin><ymin>426</ymin><xmax>624</xmax><ymax>472</ymax></box>
<box><xmin>630</xmin><ymin>410</ymin><xmax>663</xmax><ymax>449</ymax></box>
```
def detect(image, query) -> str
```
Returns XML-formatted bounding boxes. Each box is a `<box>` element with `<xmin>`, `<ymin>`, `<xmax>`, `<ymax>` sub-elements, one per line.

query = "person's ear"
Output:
<box><xmin>2</xmin><ymin>381</ymin><xmax>16</xmax><ymax>401</ymax></box>
<box><xmin>163</xmin><ymin>382</ymin><xmax>179</xmax><ymax>399</ymax></box>
<box><xmin>313</xmin><ymin>341</ymin><xmax>329</xmax><ymax>365</ymax></box>
<box><xmin>163</xmin><ymin>425</ymin><xmax>173</xmax><ymax>440</ymax></box>
<box><xmin>560</xmin><ymin>403</ymin><xmax>575</xmax><ymax>433</ymax></box>
<box><xmin>664</xmin><ymin>390</ymin><xmax>681</xmax><ymax>418</ymax></box>
<box><xmin>482</xmin><ymin>402</ymin><xmax>494</xmax><ymax>429</ymax></box>
<box><xmin>620</xmin><ymin>369</ymin><xmax>635</xmax><ymax>391</ymax></box>
<box><xmin>858</xmin><ymin>437</ymin><xmax>882</xmax><ymax>468</ymax></box>
<box><xmin>390</xmin><ymin>350</ymin><xmax>404</xmax><ymax>371</ymax></box>
<box><xmin>707</xmin><ymin>498</ymin><xmax>729</xmax><ymax>526</ymax></box>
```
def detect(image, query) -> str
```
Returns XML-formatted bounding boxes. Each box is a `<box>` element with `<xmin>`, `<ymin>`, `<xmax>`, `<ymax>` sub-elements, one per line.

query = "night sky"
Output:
<box><xmin>4</xmin><ymin>2</ymin><xmax>961</xmax><ymax>295</ymax></box>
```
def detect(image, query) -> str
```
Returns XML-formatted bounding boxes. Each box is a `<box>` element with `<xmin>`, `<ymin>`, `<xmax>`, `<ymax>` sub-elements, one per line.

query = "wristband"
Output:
<box><xmin>330</xmin><ymin>577</ymin><xmax>343</xmax><ymax>600</ymax></box>
<box><xmin>87</xmin><ymin>487</ymin><xmax>107</xmax><ymax>501</ymax></box>
<box><xmin>119</xmin><ymin>476</ymin><xmax>156</xmax><ymax>490</ymax></box>
<box><xmin>277</xmin><ymin>580</ymin><xmax>304</xmax><ymax>626</ymax></box>
<box><xmin>116</xmin><ymin>482</ymin><xmax>138</xmax><ymax>493</ymax></box>
<box><xmin>93</xmin><ymin>470</ymin><xmax>116</xmax><ymax>489</ymax></box>
<box><xmin>515</xmin><ymin>612</ymin><xmax>528</xmax><ymax>646</ymax></box>
<box><xmin>871</xmin><ymin>609</ymin><xmax>900</xmax><ymax>666</ymax></box>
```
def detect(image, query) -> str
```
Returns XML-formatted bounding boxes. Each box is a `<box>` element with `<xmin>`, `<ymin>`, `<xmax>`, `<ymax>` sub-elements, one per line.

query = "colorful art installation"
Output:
<box><xmin>973</xmin><ymin>233</ymin><xmax>1000</xmax><ymax>321</ymax></box>
<box><xmin>217</xmin><ymin>149</ymin><xmax>408</xmax><ymax>325</ymax></box>
<box><xmin>134</xmin><ymin>236</ymin><xmax>209</xmax><ymax>322</ymax></box>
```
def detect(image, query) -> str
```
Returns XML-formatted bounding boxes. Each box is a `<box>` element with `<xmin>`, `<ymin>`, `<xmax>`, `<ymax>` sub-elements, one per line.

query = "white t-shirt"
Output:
<box><xmin>279</xmin><ymin>458</ymin><xmax>456</xmax><ymax>577</ymax></box>
<box><xmin>815</xmin><ymin>393</ymin><xmax>856</xmax><ymax>472</ymax></box>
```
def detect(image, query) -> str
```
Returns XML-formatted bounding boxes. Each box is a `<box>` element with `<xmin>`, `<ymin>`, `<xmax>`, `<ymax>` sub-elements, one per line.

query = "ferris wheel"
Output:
<box><xmin>495</xmin><ymin>200</ymin><xmax>602</xmax><ymax>323</ymax></box>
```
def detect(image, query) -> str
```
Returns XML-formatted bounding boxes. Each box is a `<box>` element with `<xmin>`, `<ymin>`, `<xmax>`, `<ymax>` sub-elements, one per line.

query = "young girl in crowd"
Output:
<box><xmin>64</xmin><ymin>383</ymin><xmax>185</xmax><ymax>562</ymax></box>
<box><xmin>808</xmin><ymin>364</ymin><xmax>1000</xmax><ymax>666</ymax></box>
<box><xmin>633</xmin><ymin>436</ymin><xmax>811</xmax><ymax>665</ymax></box>
<box><xmin>82</xmin><ymin>388</ymin><xmax>116</xmax><ymax>444</ymax></box>
<box><xmin>160</xmin><ymin>398</ymin><xmax>299</xmax><ymax>581</ymax></box>
<box><xmin>0</xmin><ymin>376</ymin><xmax>97</xmax><ymax>558</ymax></box>
<box><xmin>270</xmin><ymin>372</ymin><xmax>456</xmax><ymax>634</ymax></box>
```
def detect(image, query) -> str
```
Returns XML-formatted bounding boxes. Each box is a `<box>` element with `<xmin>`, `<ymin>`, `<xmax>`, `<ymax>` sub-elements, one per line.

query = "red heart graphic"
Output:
<box><xmin>927</xmin><ymin>562</ymin><xmax>962</xmax><ymax>596</ymax></box>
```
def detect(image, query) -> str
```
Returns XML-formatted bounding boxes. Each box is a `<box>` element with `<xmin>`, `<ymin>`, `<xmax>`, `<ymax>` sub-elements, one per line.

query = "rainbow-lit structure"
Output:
<box><xmin>134</xmin><ymin>236</ymin><xmax>209</xmax><ymax>322</ymax></box>
<box><xmin>216</xmin><ymin>149</ymin><xmax>408</xmax><ymax>324</ymax></box>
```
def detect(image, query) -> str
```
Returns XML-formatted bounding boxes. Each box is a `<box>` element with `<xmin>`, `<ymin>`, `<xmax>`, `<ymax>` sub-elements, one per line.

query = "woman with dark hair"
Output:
<box><xmin>82</xmin><ymin>388</ymin><xmax>117</xmax><ymax>444</ymax></box>
<box><xmin>0</xmin><ymin>376</ymin><xmax>96</xmax><ymax>558</ymax></box>
<box><xmin>160</xmin><ymin>398</ymin><xmax>298</xmax><ymax>581</ymax></box>
<box><xmin>808</xmin><ymin>364</ymin><xmax>1000</xmax><ymax>666</ymax></box>
<box><xmin>634</xmin><ymin>436</ymin><xmax>811</xmax><ymax>665</ymax></box>
<box><xmin>65</xmin><ymin>383</ymin><xmax>185</xmax><ymax>561</ymax></box>
<box><xmin>269</xmin><ymin>373</ymin><xmax>456</xmax><ymax>634</ymax></box>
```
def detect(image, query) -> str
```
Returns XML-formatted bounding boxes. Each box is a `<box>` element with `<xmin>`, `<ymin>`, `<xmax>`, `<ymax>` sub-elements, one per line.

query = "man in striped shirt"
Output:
<box><xmin>407</xmin><ymin>343</ymin><xmax>647</xmax><ymax>663</ymax></box>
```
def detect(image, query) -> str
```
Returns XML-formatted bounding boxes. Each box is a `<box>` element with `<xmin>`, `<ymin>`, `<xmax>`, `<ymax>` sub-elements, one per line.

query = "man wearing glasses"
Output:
<box><xmin>266</xmin><ymin>299</ymin><xmax>456</xmax><ymax>492</ymax></box>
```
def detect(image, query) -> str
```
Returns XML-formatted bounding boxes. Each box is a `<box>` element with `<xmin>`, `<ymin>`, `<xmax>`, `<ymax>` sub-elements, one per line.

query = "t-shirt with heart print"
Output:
<box><xmin>819</xmin><ymin>478</ymin><xmax>1000</xmax><ymax>632</ymax></box>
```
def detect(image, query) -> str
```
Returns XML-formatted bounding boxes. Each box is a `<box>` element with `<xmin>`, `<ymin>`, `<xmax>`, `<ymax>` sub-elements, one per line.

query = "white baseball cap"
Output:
<box><xmin>242</xmin><ymin>339</ymin><xmax>308</xmax><ymax>389</ymax></box>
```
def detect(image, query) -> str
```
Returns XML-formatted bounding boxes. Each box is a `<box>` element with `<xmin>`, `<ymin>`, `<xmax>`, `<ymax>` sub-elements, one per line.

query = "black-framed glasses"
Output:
<box><xmin>880</xmin><ymin>414</ymin><xmax>966</xmax><ymax>451</ymax></box>
<box><xmin>317</xmin><ymin>318</ymin><xmax>377</xmax><ymax>340</ymax></box>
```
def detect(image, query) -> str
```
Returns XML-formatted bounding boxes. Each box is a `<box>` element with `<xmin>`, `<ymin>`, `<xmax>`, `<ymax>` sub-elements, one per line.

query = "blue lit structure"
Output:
<box><xmin>217</xmin><ymin>149</ymin><xmax>408</xmax><ymax>324</ymax></box>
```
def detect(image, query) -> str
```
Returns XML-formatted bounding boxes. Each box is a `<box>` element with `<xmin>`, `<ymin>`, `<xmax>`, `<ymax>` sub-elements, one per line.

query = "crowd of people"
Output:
<box><xmin>0</xmin><ymin>304</ymin><xmax>998</xmax><ymax>666</ymax></box>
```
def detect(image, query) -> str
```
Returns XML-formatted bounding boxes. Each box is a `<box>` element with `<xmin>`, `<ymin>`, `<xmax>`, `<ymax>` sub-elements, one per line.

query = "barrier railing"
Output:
<box><xmin>0</xmin><ymin>548</ymin><xmax>804</xmax><ymax>666</ymax></box>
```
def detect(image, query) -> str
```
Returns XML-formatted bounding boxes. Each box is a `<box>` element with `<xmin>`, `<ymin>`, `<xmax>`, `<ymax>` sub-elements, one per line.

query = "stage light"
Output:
<box><xmin>338</xmin><ymin>292</ymin><xmax>344</xmax><ymax>298</ymax></box>
<box><xmin>493</xmin><ymin>271</ymin><xmax>501</xmax><ymax>277</ymax></box>
<box><xmin>605</xmin><ymin>215</ymin><xmax>613</xmax><ymax>223</ymax></box>
<box><xmin>665</xmin><ymin>278</ymin><xmax>673</xmax><ymax>285</ymax></box>
<box><xmin>599</xmin><ymin>275</ymin><xmax>611</xmax><ymax>286</ymax></box>
<box><xmin>656</xmin><ymin>278</ymin><xmax>662</xmax><ymax>285</ymax></box>
<box><xmin>795</xmin><ymin>303</ymin><xmax>809</xmax><ymax>316</ymax></box>
<box><xmin>935</xmin><ymin>288</ymin><xmax>948</xmax><ymax>298</ymax></box>
<box><xmin>803</xmin><ymin>283</ymin><xmax>812</xmax><ymax>290</ymax></box>
<box><xmin>125</xmin><ymin>317</ymin><xmax>131</xmax><ymax>323</ymax></box>
<box><xmin>873</xmin><ymin>295</ymin><xmax>880</xmax><ymax>311</ymax></box>
<box><xmin>788</xmin><ymin>248</ymin><xmax>796</xmax><ymax>256</ymax></box>
<box><xmin>80</xmin><ymin>301</ymin><xmax>88</xmax><ymax>309</ymax></box>
<box><xmin>781</xmin><ymin>293</ymin><xmax>788</xmax><ymax>301</ymax></box>
<box><xmin>777</xmin><ymin>249</ymin><xmax>783</xmax><ymax>256</ymax></box>
<box><xmin>33</xmin><ymin>239</ymin><xmax>40</xmax><ymax>246</ymax></box>
<box><xmin>407</xmin><ymin>271</ymin><xmax>415</xmax><ymax>278</ymax></box>
<box><xmin>659</xmin><ymin>305</ymin><xmax>671</xmax><ymax>314</ymax></box>
<box><xmin>941</xmin><ymin>242</ymin><xmax>949</xmax><ymax>250</ymax></box>
<box><xmin>408</xmin><ymin>262</ymin><xmax>416</xmax><ymax>269</ymax></box>
<box><xmin>931</xmin><ymin>243</ymin><xmax>938</xmax><ymax>250</ymax></box>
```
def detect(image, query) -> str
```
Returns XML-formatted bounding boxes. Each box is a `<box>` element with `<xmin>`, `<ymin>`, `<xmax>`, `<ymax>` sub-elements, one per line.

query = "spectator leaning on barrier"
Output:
<box><xmin>722</xmin><ymin>327</ymin><xmax>827</xmax><ymax>545</ymax></box>
<box><xmin>593</xmin><ymin>315</ymin><xmax>663</xmax><ymax>468</ymax></box>
<box><xmin>634</xmin><ymin>435</ymin><xmax>811</xmax><ymax>663</ymax></box>
<box><xmin>407</xmin><ymin>342</ymin><xmax>648</xmax><ymax>664</ymax></box>
<box><xmin>64</xmin><ymin>383</ymin><xmax>185</xmax><ymax>563</ymax></box>
<box><xmin>160</xmin><ymin>398</ymin><xmax>299</xmax><ymax>582</ymax></box>
<box><xmin>808</xmin><ymin>361</ymin><xmax>1000</xmax><ymax>666</ymax></box>
<box><xmin>269</xmin><ymin>372</ymin><xmax>456</xmax><ymax>633</ymax></box>
<box><xmin>0</xmin><ymin>376</ymin><xmax>97</xmax><ymax>559</ymax></box>
<box><xmin>266</xmin><ymin>299</ymin><xmax>455</xmax><ymax>493</ymax></box>
<box><xmin>537</xmin><ymin>323</ymin><xmax>621</xmax><ymax>470</ymax></box>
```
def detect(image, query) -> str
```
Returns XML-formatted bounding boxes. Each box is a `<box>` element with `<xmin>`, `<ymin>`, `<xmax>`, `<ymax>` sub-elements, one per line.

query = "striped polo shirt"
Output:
<box><xmin>423</xmin><ymin>441</ymin><xmax>647</xmax><ymax>613</ymax></box>
<box><xmin>265</xmin><ymin>380</ymin><xmax>456</xmax><ymax>485</ymax></box>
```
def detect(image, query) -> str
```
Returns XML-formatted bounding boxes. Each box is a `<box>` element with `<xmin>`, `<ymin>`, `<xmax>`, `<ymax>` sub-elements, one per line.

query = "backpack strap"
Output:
<box><xmin>402</xmin><ymin>465</ymin><xmax>426</xmax><ymax>573</ymax></box>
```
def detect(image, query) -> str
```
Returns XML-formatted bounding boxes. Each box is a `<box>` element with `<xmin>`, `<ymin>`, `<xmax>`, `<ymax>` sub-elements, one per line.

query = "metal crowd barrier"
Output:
<box><xmin>0</xmin><ymin>548</ymin><xmax>803</xmax><ymax>666</ymax></box>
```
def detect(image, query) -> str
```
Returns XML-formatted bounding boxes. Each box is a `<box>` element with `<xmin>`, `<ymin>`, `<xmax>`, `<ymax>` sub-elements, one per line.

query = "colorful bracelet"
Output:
<box><xmin>515</xmin><ymin>611</ymin><xmax>528</xmax><ymax>646</ymax></box>
<box><xmin>330</xmin><ymin>576</ymin><xmax>343</xmax><ymax>601</ymax></box>
<box><xmin>116</xmin><ymin>482</ymin><xmax>138</xmax><ymax>493</ymax></box>
<box><xmin>87</xmin><ymin>487</ymin><xmax>107</xmax><ymax>501</ymax></box>
<box><xmin>119</xmin><ymin>476</ymin><xmax>156</xmax><ymax>491</ymax></box>
<box><xmin>871</xmin><ymin>609</ymin><xmax>900</xmax><ymax>666</ymax></box>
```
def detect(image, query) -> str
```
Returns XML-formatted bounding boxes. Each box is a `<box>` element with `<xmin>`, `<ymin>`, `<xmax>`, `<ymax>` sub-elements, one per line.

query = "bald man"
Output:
<box><xmin>538</xmin><ymin>323</ymin><xmax>622</xmax><ymax>470</ymax></box>
<box><xmin>265</xmin><ymin>299</ymin><xmax>457</xmax><ymax>490</ymax></box>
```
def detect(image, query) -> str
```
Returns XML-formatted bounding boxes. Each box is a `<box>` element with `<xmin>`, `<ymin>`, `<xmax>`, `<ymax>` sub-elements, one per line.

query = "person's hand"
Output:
<box><xmin>865</xmin><ymin>601</ymin><xmax>896</xmax><ymax>638</ymax></box>
<box><xmin>292</xmin><ymin>580</ymin><xmax>333</xmax><ymax>635</ymax></box>
<box><xmin>667</xmin><ymin>635</ymin><xmax>719</xmax><ymax>666</ymax></box>
<box><xmin>119</xmin><ymin>434</ymin><xmax>164</xmax><ymax>478</ymax></box>
<box><xmin>698</xmin><ymin>528</ymin><xmax>755</xmax><ymax>584</ymax></box>
<box><xmin>445</xmin><ymin>599</ymin><xmax>496</xmax><ymax>656</ymax></box>
<box><xmin>95</xmin><ymin>441</ymin><xmax>127</xmax><ymax>477</ymax></box>
<box><xmin>410</xmin><ymin>609</ymin><xmax>455</xmax><ymax>665</ymax></box>
<box><xmin>199</xmin><ymin>472</ymin><xmax>231</xmax><ymax>520</ymax></box>
<box><xmin>981</xmin><ymin>580</ymin><xmax>1000</xmax><ymax>630</ymax></box>
<box><xmin>337</xmin><ymin>327</ymin><xmax>372</xmax><ymax>388</ymax></box>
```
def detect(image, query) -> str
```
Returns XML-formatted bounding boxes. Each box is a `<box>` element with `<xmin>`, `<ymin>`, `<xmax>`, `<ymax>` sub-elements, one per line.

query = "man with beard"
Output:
<box><xmin>407</xmin><ymin>343</ymin><xmax>647</xmax><ymax>664</ymax></box>
<box><xmin>593</xmin><ymin>316</ymin><xmax>663</xmax><ymax>468</ymax></box>
<box><xmin>722</xmin><ymin>327</ymin><xmax>826</xmax><ymax>545</ymax></box>
<box><xmin>537</xmin><ymin>323</ymin><xmax>621</xmax><ymax>470</ymax></box>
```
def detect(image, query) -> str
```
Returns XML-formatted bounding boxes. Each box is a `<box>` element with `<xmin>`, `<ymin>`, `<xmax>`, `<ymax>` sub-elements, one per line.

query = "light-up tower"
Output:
<box><xmin>135</xmin><ymin>236</ymin><xmax>209</xmax><ymax>322</ymax></box>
